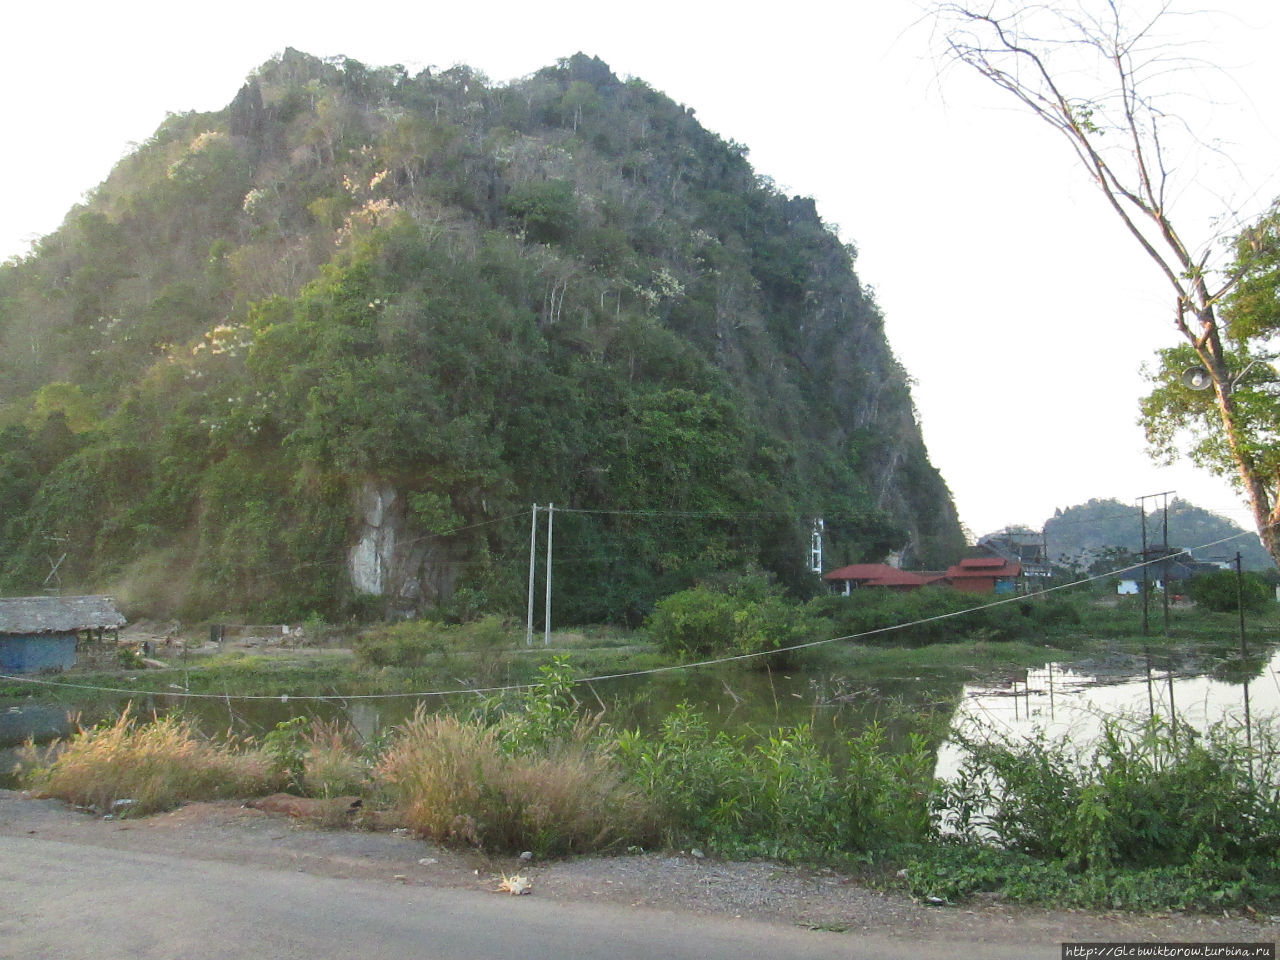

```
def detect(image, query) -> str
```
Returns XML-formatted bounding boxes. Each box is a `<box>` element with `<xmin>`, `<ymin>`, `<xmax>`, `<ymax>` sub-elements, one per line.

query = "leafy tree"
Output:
<box><xmin>501</xmin><ymin>180</ymin><xmax>578</xmax><ymax>245</ymax></box>
<box><xmin>935</xmin><ymin>1</ymin><xmax>1280</xmax><ymax>565</ymax></box>
<box><xmin>1186</xmin><ymin>569</ymin><xmax>1272</xmax><ymax>615</ymax></box>
<box><xmin>1142</xmin><ymin>207</ymin><xmax>1280</xmax><ymax>559</ymax></box>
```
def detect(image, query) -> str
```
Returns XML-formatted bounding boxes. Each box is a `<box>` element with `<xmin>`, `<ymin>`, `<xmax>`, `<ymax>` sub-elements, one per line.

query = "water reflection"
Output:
<box><xmin>5</xmin><ymin>646</ymin><xmax>1274</xmax><ymax>790</ymax></box>
<box><xmin>937</xmin><ymin>647</ymin><xmax>1280</xmax><ymax>779</ymax></box>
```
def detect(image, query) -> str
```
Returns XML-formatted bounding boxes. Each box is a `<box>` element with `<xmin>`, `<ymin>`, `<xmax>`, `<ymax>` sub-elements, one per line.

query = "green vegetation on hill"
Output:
<box><xmin>1044</xmin><ymin>497</ymin><xmax>1274</xmax><ymax>572</ymax></box>
<box><xmin>0</xmin><ymin>51</ymin><xmax>963</xmax><ymax>620</ymax></box>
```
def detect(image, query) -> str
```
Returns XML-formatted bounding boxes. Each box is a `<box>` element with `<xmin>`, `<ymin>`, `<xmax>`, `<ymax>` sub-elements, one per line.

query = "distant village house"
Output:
<box><xmin>822</xmin><ymin>564</ymin><xmax>942</xmax><ymax>594</ymax></box>
<box><xmin>0</xmin><ymin>596</ymin><xmax>126</xmax><ymax>674</ymax></box>
<box><xmin>944</xmin><ymin>557</ymin><xmax>1023</xmax><ymax>594</ymax></box>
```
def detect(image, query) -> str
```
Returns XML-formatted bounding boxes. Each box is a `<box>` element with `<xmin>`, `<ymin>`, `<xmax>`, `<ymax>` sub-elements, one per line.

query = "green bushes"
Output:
<box><xmin>938</xmin><ymin>716</ymin><xmax>1280</xmax><ymax>871</ymax></box>
<box><xmin>1188</xmin><ymin>569</ymin><xmax>1273</xmax><ymax>614</ymax></box>
<box><xmin>615</xmin><ymin>703</ymin><xmax>935</xmax><ymax>859</ymax></box>
<box><xmin>646</xmin><ymin>577</ymin><xmax>832</xmax><ymax>663</ymax></box>
<box><xmin>650</xmin><ymin>582</ymin><xmax>1089</xmax><ymax>664</ymax></box>
<box><xmin>352</xmin><ymin>615</ymin><xmax>512</xmax><ymax>668</ymax></box>
<box><xmin>812</xmin><ymin>588</ymin><xmax>1082</xmax><ymax>647</ymax></box>
<box><xmin>920</xmin><ymin>716</ymin><xmax>1280</xmax><ymax>909</ymax></box>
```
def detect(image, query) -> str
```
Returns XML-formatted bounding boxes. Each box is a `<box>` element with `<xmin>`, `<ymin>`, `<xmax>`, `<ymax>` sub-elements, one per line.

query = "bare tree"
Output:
<box><xmin>933</xmin><ymin>0</ymin><xmax>1280</xmax><ymax>562</ymax></box>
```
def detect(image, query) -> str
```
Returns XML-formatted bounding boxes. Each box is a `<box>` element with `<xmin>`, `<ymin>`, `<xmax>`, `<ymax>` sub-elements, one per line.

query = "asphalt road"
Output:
<box><xmin>0</xmin><ymin>836</ymin><xmax>1046</xmax><ymax>960</ymax></box>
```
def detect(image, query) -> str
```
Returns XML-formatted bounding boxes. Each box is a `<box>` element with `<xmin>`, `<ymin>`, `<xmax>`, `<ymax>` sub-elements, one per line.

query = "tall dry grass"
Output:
<box><xmin>300</xmin><ymin>718</ymin><xmax>370</xmax><ymax>797</ymax></box>
<box><xmin>375</xmin><ymin>707</ymin><xmax>657</xmax><ymax>855</ymax></box>
<box><xmin>17</xmin><ymin>707</ymin><xmax>279</xmax><ymax>816</ymax></box>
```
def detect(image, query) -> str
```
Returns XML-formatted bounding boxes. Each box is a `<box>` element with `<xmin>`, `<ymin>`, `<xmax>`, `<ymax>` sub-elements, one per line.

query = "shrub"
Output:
<box><xmin>351</xmin><ymin>620</ymin><xmax>449</xmax><ymax>667</ymax></box>
<box><xmin>261</xmin><ymin>716</ymin><xmax>369</xmax><ymax>798</ymax></box>
<box><xmin>645</xmin><ymin>586</ymin><xmax>737</xmax><ymax>659</ymax></box>
<box><xmin>351</xmin><ymin>615</ymin><xmax>514</xmax><ymax>669</ymax></box>
<box><xmin>1187</xmin><ymin>569</ymin><xmax>1272</xmax><ymax>614</ymax></box>
<box><xmin>936</xmin><ymin>716</ymin><xmax>1280</xmax><ymax>872</ymax></box>
<box><xmin>374</xmin><ymin>707</ymin><xmax>655</xmax><ymax>855</ymax></box>
<box><xmin>647</xmin><ymin>577</ymin><xmax>831</xmax><ymax>663</ymax></box>
<box><xmin>615</xmin><ymin>703</ymin><xmax>935</xmax><ymax>859</ymax></box>
<box><xmin>17</xmin><ymin>708</ymin><xmax>277</xmax><ymax>816</ymax></box>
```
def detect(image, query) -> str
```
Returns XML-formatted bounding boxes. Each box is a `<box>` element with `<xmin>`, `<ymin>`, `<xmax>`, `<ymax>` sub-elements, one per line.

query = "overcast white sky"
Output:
<box><xmin>5</xmin><ymin>1</ymin><xmax>1278</xmax><ymax>540</ymax></box>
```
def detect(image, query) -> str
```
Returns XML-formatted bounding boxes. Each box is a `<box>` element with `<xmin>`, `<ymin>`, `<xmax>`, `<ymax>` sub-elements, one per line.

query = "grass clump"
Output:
<box><xmin>375</xmin><ymin>662</ymin><xmax>656</xmax><ymax>856</ymax></box>
<box><xmin>17</xmin><ymin>707</ymin><xmax>277</xmax><ymax>816</ymax></box>
<box><xmin>375</xmin><ymin>709</ymin><xmax>652</xmax><ymax>855</ymax></box>
<box><xmin>261</xmin><ymin>716</ymin><xmax>370</xmax><ymax>798</ymax></box>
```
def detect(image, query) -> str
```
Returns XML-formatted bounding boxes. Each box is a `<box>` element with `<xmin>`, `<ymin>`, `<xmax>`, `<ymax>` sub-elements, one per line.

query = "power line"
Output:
<box><xmin>2</xmin><ymin>527</ymin><xmax>1263</xmax><ymax>704</ymax></box>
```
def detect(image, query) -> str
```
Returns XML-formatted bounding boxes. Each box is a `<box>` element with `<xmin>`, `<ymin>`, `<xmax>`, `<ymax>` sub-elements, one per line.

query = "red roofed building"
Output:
<box><xmin>823</xmin><ymin>564</ymin><xmax>941</xmax><ymax>594</ymax></box>
<box><xmin>945</xmin><ymin>557</ymin><xmax>1022</xmax><ymax>594</ymax></box>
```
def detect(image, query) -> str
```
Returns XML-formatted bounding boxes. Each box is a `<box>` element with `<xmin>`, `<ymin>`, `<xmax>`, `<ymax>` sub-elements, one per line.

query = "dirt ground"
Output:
<box><xmin>1</xmin><ymin>789</ymin><xmax>1275</xmax><ymax>946</ymax></box>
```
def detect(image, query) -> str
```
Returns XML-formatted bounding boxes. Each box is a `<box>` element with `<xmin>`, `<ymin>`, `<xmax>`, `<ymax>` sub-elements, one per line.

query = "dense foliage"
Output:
<box><xmin>1186</xmin><ymin>569</ymin><xmax>1273</xmax><ymax>615</ymax></box>
<box><xmin>920</xmin><ymin>715</ymin><xmax>1280</xmax><ymax>910</ymax></box>
<box><xmin>0</xmin><ymin>51</ymin><xmax>962</xmax><ymax>620</ymax></box>
<box><xmin>646</xmin><ymin>582</ymin><xmax>1083</xmax><ymax>662</ymax></box>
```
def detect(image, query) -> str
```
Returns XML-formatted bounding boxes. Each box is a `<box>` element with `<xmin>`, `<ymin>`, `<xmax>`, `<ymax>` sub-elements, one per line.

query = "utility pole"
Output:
<box><xmin>1136</xmin><ymin>491</ymin><xmax>1175</xmax><ymax>637</ymax></box>
<box><xmin>1235</xmin><ymin>551</ymin><xmax>1247</xmax><ymax>656</ymax></box>
<box><xmin>544</xmin><ymin>503</ymin><xmax>554</xmax><ymax>646</ymax></box>
<box><xmin>1138</xmin><ymin>500</ymin><xmax>1149</xmax><ymax>636</ymax></box>
<box><xmin>1235</xmin><ymin>550</ymin><xmax>1255</xmax><ymax>781</ymax></box>
<box><xmin>1161</xmin><ymin>492</ymin><xmax>1171</xmax><ymax>635</ymax></box>
<box><xmin>526</xmin><ymin>505</ymin><xmax>539</xmax><ymax>646</ymax></box>
<box><xmin>525</xmin><ymin>503</ymin><xmax>556</xmax><ymax>647</ymax></box>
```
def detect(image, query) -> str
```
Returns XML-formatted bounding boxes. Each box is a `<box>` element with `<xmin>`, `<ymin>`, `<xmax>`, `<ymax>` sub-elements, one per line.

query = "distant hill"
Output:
<box><xmin>0</xmin><ymin>51</ymin><xmax>964</xmax><ymax>621</ymax></box>
<box><xmin>1041</xmin><ymin>498</ymin><xmax>1274</xmax><ymax>572</ymax></box>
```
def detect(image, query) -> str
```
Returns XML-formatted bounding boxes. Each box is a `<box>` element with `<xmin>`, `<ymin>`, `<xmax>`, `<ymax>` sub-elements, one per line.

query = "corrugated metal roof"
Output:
<box><xmin>0</xmin><ymin>596</ymin><xmax>127</xmax><ymax>634</ymax></box>
<box><xmin>824</xmin><ymin>564</ymin><xmax>933</xmax><ymax>587</ymax></box>
<box><xmin>946</xmin><ymin>559</ymin><xmax>1022</xmax><ymax>579</ymax></box>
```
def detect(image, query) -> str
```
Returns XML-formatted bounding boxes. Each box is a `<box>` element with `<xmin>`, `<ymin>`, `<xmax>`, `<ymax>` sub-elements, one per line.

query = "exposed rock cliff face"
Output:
<box><xmin>349</xmin><ymin>482</ymin><xmax>470</xmax><ymax>611</ymax></box>
<box><xmin>349</xmin><ymin>482</ymin><xmax>398</xmax><ymax>598</ymax></box>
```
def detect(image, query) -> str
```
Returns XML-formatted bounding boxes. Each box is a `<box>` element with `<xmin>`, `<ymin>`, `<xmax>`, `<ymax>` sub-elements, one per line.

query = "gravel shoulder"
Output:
<box><xmin>1</xmin><ymin>788</ymin><xmax>1274</xmax><ymax>946</ymax></box>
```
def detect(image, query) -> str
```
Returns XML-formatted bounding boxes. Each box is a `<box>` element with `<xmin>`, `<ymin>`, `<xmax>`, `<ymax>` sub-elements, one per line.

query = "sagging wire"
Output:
<box><xmin>1</xmin><ymin>527</ymin><xmax>1268</xmax><ymax>703</ymax></box>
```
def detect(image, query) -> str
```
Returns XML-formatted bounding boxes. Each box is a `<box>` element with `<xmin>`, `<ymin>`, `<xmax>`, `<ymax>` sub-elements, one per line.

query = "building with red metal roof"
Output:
<box><xmin>944</xmin><ymin>557</ymin><xmax>1022</xmax><ymax>594</ymax></box>
<box><xmin>822</xmin><ymin>564</ymin><xmax>942</xmax><ymax>594</ymax></box>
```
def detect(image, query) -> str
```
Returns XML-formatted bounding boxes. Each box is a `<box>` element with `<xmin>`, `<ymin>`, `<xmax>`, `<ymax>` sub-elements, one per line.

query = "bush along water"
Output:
<box><xmin>18</xmin><ymin>662</ymin><xmax>1280</xmax><ymax>912</ymax></box>
<box><xmin>918</xmin><ymin>715</ymin><xmax>1280</xmax><ymax>910</ymax></box>
<box><xmin>614</xmin><ymin>702</ymin><xmax>937</xmax><ymax>860</ymax></box>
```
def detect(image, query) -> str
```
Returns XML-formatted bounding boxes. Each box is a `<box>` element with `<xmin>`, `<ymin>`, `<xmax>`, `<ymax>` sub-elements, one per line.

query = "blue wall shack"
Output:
<box><xmin>0</xmin><ymin>633</ymin><xmax>78</xmax><ymax>673</ymax></box>
<box><xmin>0</xmin><ymin>596</ymin><xmax>126</xmax><ymax>674</ymax></box>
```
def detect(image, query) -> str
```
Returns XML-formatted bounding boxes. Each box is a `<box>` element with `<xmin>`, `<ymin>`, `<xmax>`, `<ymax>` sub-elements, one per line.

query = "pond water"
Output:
<box><xmin>3</xmin><ymin>644</ymin><xmax>1275</xmax><ymax>789</ymax></box>
<box><xmin>937</xmin><ymin>647</ymin><xmax>1280</xmax><ymax>777</ymax></box>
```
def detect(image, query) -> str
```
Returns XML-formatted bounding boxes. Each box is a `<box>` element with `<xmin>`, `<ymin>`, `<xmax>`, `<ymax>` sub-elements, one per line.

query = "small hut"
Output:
<box><xmin>0</xmin><ymin>596</ymin><xmax>126</xmax><ymax>673</ymax></box>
